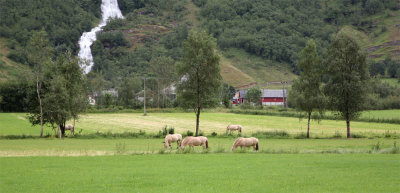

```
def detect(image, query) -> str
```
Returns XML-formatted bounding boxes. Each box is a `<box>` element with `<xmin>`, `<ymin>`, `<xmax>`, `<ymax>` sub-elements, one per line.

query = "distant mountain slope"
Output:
<box><xmin>1</xmin><ymin>0</ymin><xmax>399</xmax><ymax>89</ymax></box>
<box><xmin>0</xmin><ymin>38</ymin><xmax>31</xmax><ymax>82</ymax></box>
<box><xmin>340</xmin><ymin>10</ymin><xmax>400</xmax><ymax>61</ymax></box>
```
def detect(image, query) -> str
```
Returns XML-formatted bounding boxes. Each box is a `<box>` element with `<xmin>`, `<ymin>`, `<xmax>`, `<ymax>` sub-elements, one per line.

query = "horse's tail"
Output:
<box><xmin>205</xmin><ymin>139</ymin><xmax>208</xmax><ymax>149</ymax></box>
<box><xmin>255</xmin><ymin>142</ymin><xmax>259</xmax><ymax>151</ymax></box>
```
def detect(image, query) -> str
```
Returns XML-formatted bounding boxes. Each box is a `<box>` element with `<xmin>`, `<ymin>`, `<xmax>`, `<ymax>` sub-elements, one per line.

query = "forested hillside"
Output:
<box><xmin>0</xmin><ymin>0</ymin><xmax>101</xmax><ymax>81</ymax></box>
<box><xmin>1</xmin><ymin>0</ymin><xmax>399</xmax><ymax>89</ymax></box>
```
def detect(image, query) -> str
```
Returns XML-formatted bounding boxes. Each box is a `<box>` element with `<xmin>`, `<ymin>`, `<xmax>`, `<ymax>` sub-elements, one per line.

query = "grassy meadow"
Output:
<box><xmin>1</xmin><ymin>154</ymin><xmax>399</xmax><ymax>193</ymax></box>
<box><xmin>1</xmin><ymin>111</ymin><xmax>399</xmax><ymax>192</ymax></box>
<box><xmin>1</xmin><ymin>138</ymin><xmax>399</xmax><ymax>156</ymax></box>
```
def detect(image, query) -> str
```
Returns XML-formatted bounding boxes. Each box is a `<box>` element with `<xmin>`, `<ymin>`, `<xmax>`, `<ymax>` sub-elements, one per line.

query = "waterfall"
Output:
<box><xmin>78</xmin><ymin>0</ymin><xmax>124</xmax><ymax>74</ymax></box>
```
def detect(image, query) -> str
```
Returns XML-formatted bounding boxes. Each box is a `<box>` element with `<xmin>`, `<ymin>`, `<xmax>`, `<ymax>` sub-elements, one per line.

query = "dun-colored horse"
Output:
<box><xmin>226</xmin><ymin>124</ymin><xmax>242</xmax><ymax>134</ymax></box>
<box><xmin>65</xmin><ymin>124</ymin><xmax>75</xmax><ymax>135</ymax></box>
<box><xmin>181</xmin><ymin>136</ymin><xmax>208</xmax><ymax>151</ymax></box>
<box><xmin>164</xmin><ymin>134</ymin><xmax>182</xmax><ymax>149</ymax></box>
<box><xmin>232</xmin><ymin>137</ymin><xmax>259</xmax><ymax>151</ymax></box>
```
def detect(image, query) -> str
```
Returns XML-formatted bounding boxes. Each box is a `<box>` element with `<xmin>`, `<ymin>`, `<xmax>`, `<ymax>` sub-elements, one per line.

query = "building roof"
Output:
<box><xmin>238</xmin><ymin>89</ymin><xmax>287</xmax><ymax>98</ymax></box>
<box><xmin>262</xmin><ymin>89</ymin><xmax>287</xmax><ymax>98</ymax></box>
<box><xmin>238</xmin><ymin>90</ymin><xmax>247</xmax><ymax>97</ymax></box>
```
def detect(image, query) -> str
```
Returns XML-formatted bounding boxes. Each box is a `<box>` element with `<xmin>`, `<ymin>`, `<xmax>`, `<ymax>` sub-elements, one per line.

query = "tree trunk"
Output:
<box><xmin>307</xmin><ymin>111</ymin><xmax>311</xmax><ymax>138</ymax></box>
<box><xmin>346</xmin><ymin>118</ymin><xmax>351</xmax><ymax>138</ymax></box>
<box><xmin>36</xmin><ymin>74</ymin><xmax>44</xmax><ymax>137</ymax></box>
<box><xmin>59</xmin><ymin>121</ymin><xmax>66</xmax><ymax>138</ymax></box>
<box><xmin>196</xmin><ymin>107</ymin><xmax>200</xmax><ymax>136</ymax></box>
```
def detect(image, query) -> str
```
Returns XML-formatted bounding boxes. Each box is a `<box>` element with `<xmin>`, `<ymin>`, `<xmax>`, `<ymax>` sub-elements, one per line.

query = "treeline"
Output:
<box><xmin>195</xmin><ymin>0</ymin><xmax>399</xmax><ymax>72</ymax></box>
<box><xmin>0</xmin><ymin>0</ymin><xmax>101</xmax><ymax>65</ymax></box>
<box><xmin>369</xmin><ymin>56</ymin><xmax>400</xmax><ymax>79</ymax></box>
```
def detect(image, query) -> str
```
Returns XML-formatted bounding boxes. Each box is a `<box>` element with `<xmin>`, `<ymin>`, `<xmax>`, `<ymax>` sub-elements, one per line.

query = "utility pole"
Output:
<box><xmin>281</xmin><ymin>81</ymin><xmax>287</xmax><ymax>108</ymax></box>
<box><xmin>143</xmin><ymin>77</ymin><xmax>147</xmax><ymax>116</ymax></box>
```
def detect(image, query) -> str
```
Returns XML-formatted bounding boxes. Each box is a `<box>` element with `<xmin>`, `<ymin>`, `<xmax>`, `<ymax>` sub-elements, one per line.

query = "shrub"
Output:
<box><xmin>185</xmin><ymin>130</ymin><xmax>194</xmax><ymax>137</ymax></box>
<box><xmin>294</xmin><ymin>132</ymin><xmax>307</xmax><ymax>139</ymax></box>
<box><xmin>211</xmin><ymin>132</ymin><xmax>218</xmax><ymax>137</ymax></box>
<box><xmin>390</xmin><ymin>141</ymin><xmax>399</xmax><ymax>154</ymax></box>
<box><xmin>331</xmin><ymin>131</ymin><xmax>342</xmax><ymax>139</ymax></box>
<box><xmin>198</xmin><ymin>131</ymin><xmax>204</xmax><ymax>136</ymax></box>
<box><xmin>114</xmin><ymin>142</ymin><xmax>126</xmax><ymax>155</ymax></box>
<box><xmin>351</xmin><ymin>133</ymin><xmax>366</xmax><ymax>138</ymax></box>
<box><xmin>371</xmin><ymin>141</ymin><xmax>382</xmax><ymax>151</ymax></box>
<box><xmin>253</xmin><ymin>130</ymin><xmax>290</xmax><ymax>139</ymax></box>
<box><xmin>168</xmin><ymin>127</ymin><xmax>175</xmax><ymax>134</ymax></box>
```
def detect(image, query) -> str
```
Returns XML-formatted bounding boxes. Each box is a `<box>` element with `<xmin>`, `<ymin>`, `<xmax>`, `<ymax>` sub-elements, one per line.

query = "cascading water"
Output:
<box><xmin>78</xmin><ymin>0</ymin><xmax>124</xmax><ymax>74</ymax></box>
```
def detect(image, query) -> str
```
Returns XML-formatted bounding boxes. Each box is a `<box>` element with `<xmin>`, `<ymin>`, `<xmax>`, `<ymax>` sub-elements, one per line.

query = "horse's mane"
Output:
<box><xmin>181</xmin><ymin>136</ymin><xmax>191</xmax><ymax>146</ymax></box>
<box><xmin>233</xmin><ymin>137</ymin><xmax>243</xmax><ymax>147</ymax></box>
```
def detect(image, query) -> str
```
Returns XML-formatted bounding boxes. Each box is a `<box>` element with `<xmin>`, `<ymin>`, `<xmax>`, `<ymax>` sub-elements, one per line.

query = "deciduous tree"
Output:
<box><xmin>290</xmin><ymin>40</ymin><xmax>325</xmax><ymax>138</ymax></box>
<box><xmin>324</xmin><ymin>32</ymin><xmax>370</xmax><ymax>138</ymax></box>
<box><xmin>246</xmin><ymin>87</ymin><xmax>262</xmax><ymax>106</ymax></box>
<box><xmin>26</xmin><ymin>29</ymin><xmax>52</xmax><ymax>137</ymax></box>
<box><xmin>176</xmin><ymin>31</ymin><xmax>222</xmax><ymax>136</ymax></box>
<box><xmin>28</xmin><ymin>52</ymin><xmax>87</xmax><ymax>137</ymax></box>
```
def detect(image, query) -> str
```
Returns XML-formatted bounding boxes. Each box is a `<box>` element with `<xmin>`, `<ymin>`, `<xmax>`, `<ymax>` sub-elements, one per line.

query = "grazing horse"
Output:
<box><xmin>232</xmin><ymin>137</ymin><xmax>259</xmax><ymax>151</ymax></box>
<box><xmin>181</xmin><ymin>136</ymin><xmax>208</xmax><ymax>151</ymax></box>
<box><xmin>226</xmin><ymin>124</ymin><xmax>242</xmax><ymax>134</ymax></box>
<box><xmin>164</xmin><ymin>134</ymin><xmax>182</xmax><ymax>149</ymax></box>
<box><xmin>65</xmin><ymin>124</ymin><xmax>75</xmax><ymax>135</ymax></box>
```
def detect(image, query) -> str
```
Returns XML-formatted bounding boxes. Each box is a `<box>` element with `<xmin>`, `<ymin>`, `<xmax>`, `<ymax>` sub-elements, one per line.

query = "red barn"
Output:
<box><xmin>261</xmin><ymin>89</ymin><xmax>287</xmax><ymax>106</ymax></box>
<box><xmin>232</xmin><ymin>89</ymin><xmax>287</xmax><ymax>106</ymax></box>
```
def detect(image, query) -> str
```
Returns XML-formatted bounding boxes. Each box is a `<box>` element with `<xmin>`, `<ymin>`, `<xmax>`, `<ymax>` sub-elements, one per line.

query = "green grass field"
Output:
<box><xmin>360</xmin><ymin>109</ymin><xmax>400</xmax><ymax>120</ymax></box>
<box><xmin>1</xmin><ymin>138</ymin><xmax>398</xmax><ymax>156</ymax></box>
<box><xmin>1</xmin><ymin>154</ymin><xmax>399</xmax><ymax>192</ymax></box>
<box><xmin>1</xmin><ymin>111</ymin><xmax>399</xmax><ymax>192</ymax></box>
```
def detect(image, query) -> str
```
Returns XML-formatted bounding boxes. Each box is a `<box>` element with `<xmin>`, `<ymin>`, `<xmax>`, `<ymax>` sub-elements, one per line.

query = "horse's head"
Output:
<box><xmin>180</xmin><ymin>138</ymin><xmax>186</xmax><ymax>151</ymax></box>
<box><xmin>164</xmin><ymin>137</ymin><xmax>169</xmax><ymax>149</ymax></box>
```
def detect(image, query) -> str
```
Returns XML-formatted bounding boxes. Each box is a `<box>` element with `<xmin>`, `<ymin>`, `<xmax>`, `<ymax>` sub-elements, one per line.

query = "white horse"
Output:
<box><xmin>232</xmin><ymin>137</ymin><xmax>259</xmax><ymax>151</ymax></box>
<box><xmin>181</xmin><ymin>136</ymin><xmax>208</xmax><ymax>151</ymax></box>
<box><xmin>65</xmin><ymin>124</ymin><xmax>75</xmax><ymax>135</ymax></box>
<box><xmin>226</xmin><ymin>124</ymin><xmax>242</xmax><ymax>134</ymax></box>
<box><xmin>164</xmin><ymin>134</ymin><xmax>182</xmax><ymax>149</ymax></box>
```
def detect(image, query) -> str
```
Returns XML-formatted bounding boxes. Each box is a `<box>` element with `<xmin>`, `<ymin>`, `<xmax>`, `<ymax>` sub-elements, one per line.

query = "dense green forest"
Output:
<box><xmin>0</xmin><ymin>0</ymin><xmax>101</xmax><ymax>65</ymax></box>
<box><xmin>0</xmin><ymin>0</ymin><xmax>399</xmax><ymax>111</ymax></box>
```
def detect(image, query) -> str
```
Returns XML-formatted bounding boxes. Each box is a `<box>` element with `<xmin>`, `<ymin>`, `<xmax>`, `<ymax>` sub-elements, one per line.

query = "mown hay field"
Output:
<box><xmin>1</xmin><ymin>112</ymin><xmax>398</xmax><ymax>137</ymax></box>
